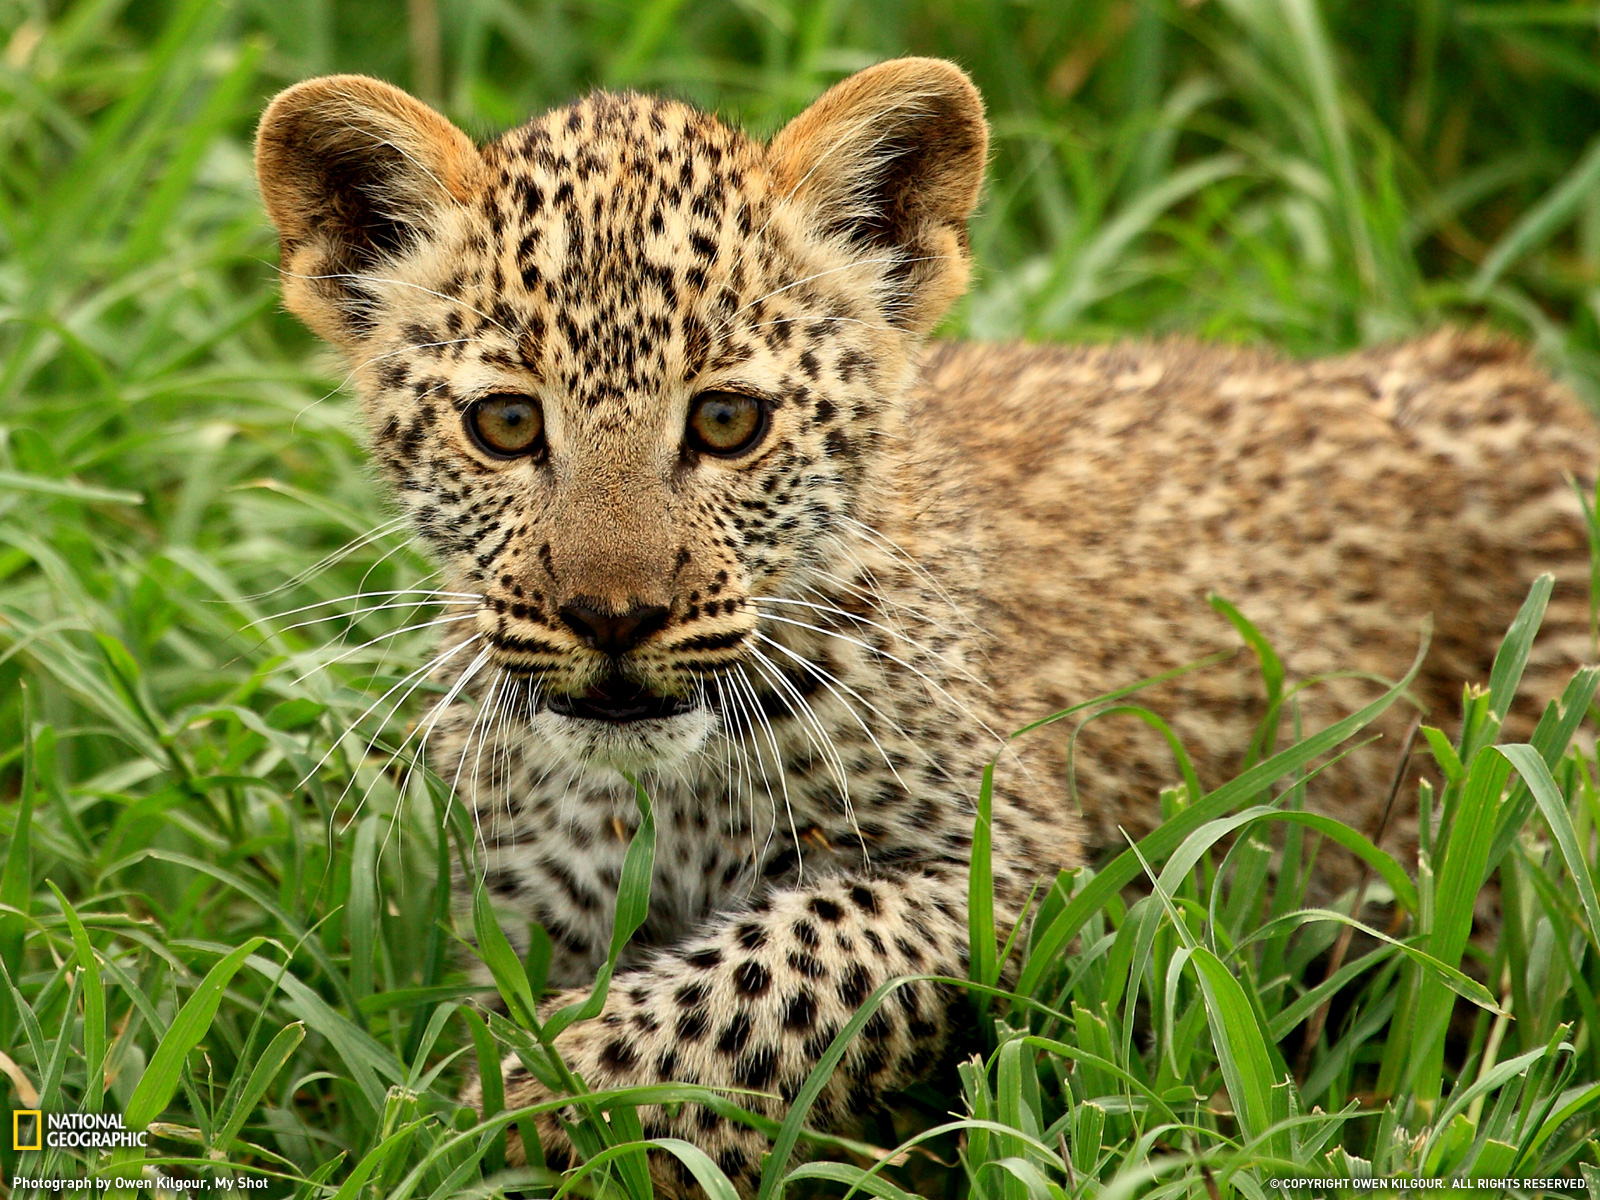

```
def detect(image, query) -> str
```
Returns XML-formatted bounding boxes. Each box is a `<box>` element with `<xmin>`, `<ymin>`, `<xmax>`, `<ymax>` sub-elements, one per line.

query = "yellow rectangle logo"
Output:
<box><xmin>13</xmin><ymin>1109</ymin><xmax>42</xmax><ymax>1151</ymax></box>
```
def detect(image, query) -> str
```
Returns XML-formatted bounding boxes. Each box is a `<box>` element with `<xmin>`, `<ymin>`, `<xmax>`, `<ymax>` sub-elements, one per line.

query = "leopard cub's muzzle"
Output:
<box><xmin>473</xmin><ymin>565</ymin><xmax>761</xmax><ymax>775</ymax></box>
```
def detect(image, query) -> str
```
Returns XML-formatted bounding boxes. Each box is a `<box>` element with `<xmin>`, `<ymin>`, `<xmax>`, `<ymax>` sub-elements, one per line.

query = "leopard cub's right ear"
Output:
<box><xmin>254</xmin><ymin>75</ymin><xmax>484</xmax><ymax>345</ymax></box>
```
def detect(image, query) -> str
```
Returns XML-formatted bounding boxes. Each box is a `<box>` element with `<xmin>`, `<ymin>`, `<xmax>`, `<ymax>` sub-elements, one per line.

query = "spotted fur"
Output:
<box><xmin>256</xmin><ymin>60</ymin><xmax>1595</xmax><ymax>1195</ymax></box>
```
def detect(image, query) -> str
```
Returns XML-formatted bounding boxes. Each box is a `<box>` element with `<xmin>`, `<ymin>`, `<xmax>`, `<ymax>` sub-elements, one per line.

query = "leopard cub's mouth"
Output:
<box><xmin>545</xmin><ymin>677</ymin><xmax>693</xmax><ymax>723</ymax></box>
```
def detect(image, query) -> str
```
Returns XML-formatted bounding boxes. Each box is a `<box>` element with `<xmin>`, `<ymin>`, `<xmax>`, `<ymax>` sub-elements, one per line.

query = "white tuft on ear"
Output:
<box><xmin>767</xmin><ymin>58</ymin><xmax>988</xmax><ymax>334</ymax></box>
<box><xmin>254</xmin><ymin>75</ymin><xmax>484</xmax><ymax>343</ymax></box>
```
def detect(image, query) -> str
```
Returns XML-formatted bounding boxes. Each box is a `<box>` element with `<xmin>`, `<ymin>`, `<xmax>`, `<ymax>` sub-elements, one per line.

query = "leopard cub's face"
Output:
<box><xmin>256</xmin><ymin>64</ymin><xmax>985</xmax><ymax>771</ymax></box>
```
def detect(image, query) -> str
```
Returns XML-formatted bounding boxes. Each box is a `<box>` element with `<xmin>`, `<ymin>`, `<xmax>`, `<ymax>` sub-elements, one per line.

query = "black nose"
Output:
<box><xmin>558</xmin><ymin>601</ymin><xmax>670</xmax><ymax>656</ymax></box>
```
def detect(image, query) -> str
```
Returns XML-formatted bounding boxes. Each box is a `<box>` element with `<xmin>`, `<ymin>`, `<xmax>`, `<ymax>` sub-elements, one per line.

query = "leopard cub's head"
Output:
<box><xmin>255</xmin><ymin>59</ymin><xmax>986</xmax><ymax>770</ymax></box>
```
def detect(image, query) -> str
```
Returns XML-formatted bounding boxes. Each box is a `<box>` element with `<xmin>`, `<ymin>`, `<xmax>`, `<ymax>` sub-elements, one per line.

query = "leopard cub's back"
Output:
<box><xmin>896</xmin><ymin>331</ymin><xmax>1594</xmax><ymax>857</ymax></box>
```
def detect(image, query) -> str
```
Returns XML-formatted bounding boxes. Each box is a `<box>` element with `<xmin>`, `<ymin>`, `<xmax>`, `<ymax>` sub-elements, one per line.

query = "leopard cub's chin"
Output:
<box><xmin>534</xmin><ymin>705</ymin><xmax>713</xmax><ymax>774</ymax></box>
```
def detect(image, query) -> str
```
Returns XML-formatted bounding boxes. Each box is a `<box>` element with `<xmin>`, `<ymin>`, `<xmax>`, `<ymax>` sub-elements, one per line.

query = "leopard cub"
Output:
<box><xmin>256</xmin><ymin>58</ymin><xmax>1594</xmax><ymax>1195</ymax></box>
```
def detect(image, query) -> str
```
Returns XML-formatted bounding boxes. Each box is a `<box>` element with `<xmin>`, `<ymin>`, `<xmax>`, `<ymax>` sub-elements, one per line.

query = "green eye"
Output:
<box><xmin>466</xmin><ymin>394</ymin><xmax>544</xmax><ymax>458</ymax></box>
<box><xmin>687</xmin><ymin>391</ymin><xmax>768</xmax><ymax>457</ymax></box>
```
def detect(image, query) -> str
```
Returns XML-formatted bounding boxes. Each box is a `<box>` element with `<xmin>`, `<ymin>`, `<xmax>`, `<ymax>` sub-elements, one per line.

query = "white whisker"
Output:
<box><xmin>249</xmin><ymin>588</ymin><xmax>480</xmax><ymax>631</ymax></box>
<box><xmin>268</xmin><ymin>596</ymin><xmax>477</xmax><ymax>641</ymax></box>
<box><xmin>295</xmin><ymin>633</ymin><xmax>480</xmax><ymax>794</ymax></box>
<box><xmin>835</xmin><ymin>515</ymin><xmax>980</xmax><ymax>631</ymax></box>
<box><xmin>754</xmin><ymin>609</ymin><xmax>1002</xmax><ymax>750</ymax></box>
<box><xmin>717</xmin><ymin>670</ymin><xmax>767</xmax><ymax>873</ymax></box>
<box><xmin>807</xmin><ymin>564</ymin><xmax>966</xmax><ymax>641</ymax></box>
<box><xmin>290</xmin><ymin>338</ymin><xmax>482</xmax><ymax>431</ymax></box>
<box><xmin>750</xmin><ymin>594</ymin><xmax>985</xmax><ymax>690</ymax></box>
<box><xmin>347</xmin><ymin>649</ymin><xmax>484</xmax><ymax>823</ymax></box>
<box><xmin>709</xmin><ymin>674</ymin><xmax>750</xmax><ymax>857</ymax></box>
<box><xmin>288</xmin><ymin>612</ymin><xmax>477</xmax><ymax>686</ymax></box>
<box><xmin>753</xmin><ymin>631</ymin><xmax>933</xmax><ymax>793</ymax></box>
<box><xmin>733</xmin><ymin>664</ymin><xmax>802</xmax><ymax>879</ymax></box>
<box><xmin>747</xmin><ymin>646</ymin><xmax>866</xmax><ymax>861</ymax></box>
<box><xmin>398</xmin><ymin>644</ymin><xmax>495</xmax><ymax>836</ymax></box>
<box><xmin>463</xmin><ymin>671</ymin><xmax>509</xmax><ymax>855</ymax></box>
<box><xmin>275</xmin><ymin>267</ymin><xmax>517</xmax><ymax>338</ymax></box>
<box><xmin>744</xmin><ymin>314</ymin><xmax>893</xmax><ymax>335</ymax></box>
<box><xmin>353</xmin><ymin>538</ymin><xmax>436</xmax><ymax>607</ymax></box>
<box><xmin>233</xmin><ymin>516</ymin><xmax>412</xmax><ymax>602</ymax></box>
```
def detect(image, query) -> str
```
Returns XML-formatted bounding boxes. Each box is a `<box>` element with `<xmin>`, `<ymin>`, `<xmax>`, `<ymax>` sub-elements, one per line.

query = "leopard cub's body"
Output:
<box><xmin>256</xmin><ymin>59</ymin><xmax>1594</xmax><ymax>1194</ymax></box>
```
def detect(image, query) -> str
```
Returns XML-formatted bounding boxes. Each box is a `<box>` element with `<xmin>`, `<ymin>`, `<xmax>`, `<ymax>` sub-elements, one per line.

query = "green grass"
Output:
<box><xmin>3</xmin><ymin>0</ymin><xmax>1600</xmax><ymax>1195</ymax></box>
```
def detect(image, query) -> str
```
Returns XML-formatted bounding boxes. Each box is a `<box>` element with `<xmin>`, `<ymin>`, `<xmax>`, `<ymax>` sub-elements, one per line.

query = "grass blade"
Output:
<box><xmin>1472</xmin><ymin>137</ymin><xmax>1600</xmax><ymax>297</ymax></box>
<box><xmin>1487</xmin><ymin>574</ymin><xmax>1555</xmax><ymax>724</ymax></box>
<box><xmin>212</xmin><ymin>1021</ymin><xmax>305</xmax><ymax>1154</ymax></box>
<box><xmin>49</xmin><ymin>883</ymin><xmax>107</xmax><ymax>1113</ymax></box>
<box><xmin>1500</xmin><ymin>743</ymin><xmax>1600</xmax><ymax>952</ymax></box>
<box><xmin>122</xmin><ymin>938</ymin><xmax>267</xmax><ymax>1129</ymax></box>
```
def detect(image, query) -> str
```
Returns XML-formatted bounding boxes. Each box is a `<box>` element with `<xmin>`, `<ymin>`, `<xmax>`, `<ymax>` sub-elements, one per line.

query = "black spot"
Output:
<box><xmin>677</xmin><ymin>1007</ymin><xmax>710</xmax><ymax>1042</ymax></box>
<box><xmin>848</xmin><ymin>1078</ymin><xmax>881</xmax><ymax>1116</ymax></box>
<box><xmin>857</xmin><ymin>1040</ymin><xmax>890</xmax><ymax>1079</ymax></box>
<box><xmin>377</xmin><ymin>360</ymin><xmax>409</xmax><ymax>391</ymax></box>
<box><xmin>733</xmin><ymin>960</ymin><xmax>771</xmax><ymax>997</ymax></box>
<box><xmin>862</xmin><ymin>1010</ymin><xmax>892</xmax><ymax>1043</ymax></box>
<box><xmin>716</xmin><ymin>1012</ymin><xmax>752</xmax><ymax>1055</ymax></box>
<box><xmin>543</xmin><ymin>1142</ymin><xmax>573</xmax><ymax>1172</ymax></box>
<box><xmin>838</xmin><ymin>963</ymin><xmax>873</xmax><ymax>1007</ymax></box>
<box><xmin>850</xmin><ymin>885</ymin><xmax>879</xmax><ymax>914</ymax></box>
<box><xmin>895</xmin><ymin>937</ymin><xmax>925</xmax><ymax>967</ymax></box>
<box><xmin>792</xmin><ymin>920</ymin><xmax>820</xmax><ymax>949</ymax></box>
<box><xmin>863</xmin><ymin>929</ymin><xmax>887</xmax><ymax>956</ymax></box>
<box><xmin>717</xmin><ymin>1146</ymin><xmax>749</xmax><ymax>1179</ymax></box>
<box><xmin>675</xmin><ymin>980</ymin><xmax>708</xmax><ymax>1008</ymax></box>
<box><xmin>485</xmin><ymin>867</ymin><xmax>521</xmax><ymax>897</ymax></box>
<box><xmin>809</xmin><ymin>897</ymin><xmax>843</xmax><ymax>923</ymax></box>
<box><xmin>736</xmin><ymin>922</ymin><xmax>767</xmax><ymax>950</ymax></box>
<box><xmin>686</xmin><ymin>946</ymin><xmax>723</xmax><ymax>970</ymax></box>
<box><xmin>599</xmin><ymin>1038</ymin><xmax>638</xmax><ymax>1073</ymax></box>
<box><xmin>782</xmin><ymin>989</ymin><xmax>816</xmax><ymax>1031</ymax></box>
<box><xmin>735</xmin><ymin>1047</ymin><xmax>778</xmax><ymax>1089</ymax></box>
<box><xmin>787</xmin><ymin>952</ymin><xmax>826</xmax><ymax>979</ymax></box>
<box><xmin>804</xmin><ymin>1023</ymin><xmax>840</xmax><ymax>1061</ymax></box>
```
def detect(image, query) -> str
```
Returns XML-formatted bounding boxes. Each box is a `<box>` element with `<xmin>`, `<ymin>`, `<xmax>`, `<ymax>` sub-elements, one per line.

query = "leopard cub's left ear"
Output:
<box><xmin>767</xmin><ymin>57</ymin><xmax>988</xmax><ymax>335</ymax></box>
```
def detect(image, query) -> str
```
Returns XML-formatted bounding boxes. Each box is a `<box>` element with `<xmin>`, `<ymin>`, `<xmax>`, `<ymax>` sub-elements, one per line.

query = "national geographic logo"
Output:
<box><xmin>10</xmin><ymin>1111</ymin><xmax>146</xmax><ymax>1150</ymax></box>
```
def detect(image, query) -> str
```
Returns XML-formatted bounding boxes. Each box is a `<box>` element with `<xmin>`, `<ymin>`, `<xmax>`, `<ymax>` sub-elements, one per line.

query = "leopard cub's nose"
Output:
<box><xmin>557</xmin><ymin>600</ymin><xmax>670</xmax><ymax>656</ymax></box>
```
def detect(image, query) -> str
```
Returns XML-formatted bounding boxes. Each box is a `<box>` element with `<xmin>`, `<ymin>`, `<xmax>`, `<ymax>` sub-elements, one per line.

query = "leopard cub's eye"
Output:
<box><xmin>466</xmin><ymin>394</ymin><xmax>544</xmax><ymax>459</ymax></box>
<box><xmin>686</xmin><ymin>391</ymin><xmax>768</xmax><ymax>458</ymax></box>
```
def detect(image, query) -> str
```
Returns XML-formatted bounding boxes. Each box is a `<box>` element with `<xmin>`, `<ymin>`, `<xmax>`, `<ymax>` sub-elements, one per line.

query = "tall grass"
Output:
<box><xmin>2</xmin><ymin>0</ymin><xmax>1600</xmax><ymax>1195</ymax></box>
